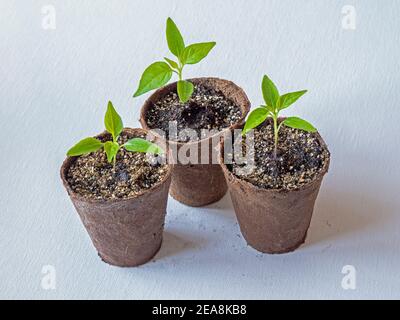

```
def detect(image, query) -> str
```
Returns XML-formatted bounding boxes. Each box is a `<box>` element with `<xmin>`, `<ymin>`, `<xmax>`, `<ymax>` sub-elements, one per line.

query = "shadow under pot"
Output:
<box><xmin>140</xmin><ymin>77</ymin><xmax>250</xmax><ymax>207</ymax></box>
<box><xmin>219</xmin><ymin>120</ymin><xmax>330</xmax><ymax>253</ymax></box>
<box><xmin>60</xmin><ymin>128</ymin><xmax>172</xmax><ymax>267</ymax></box>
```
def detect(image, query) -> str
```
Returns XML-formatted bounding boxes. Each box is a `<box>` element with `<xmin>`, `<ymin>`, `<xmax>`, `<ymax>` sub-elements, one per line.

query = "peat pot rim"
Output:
<box><xmin>60</xmin><ymin>127</ymin><xmax>173</xmax><ymax>205</ymax></box>
<box><xmin>139</xmin><ymin>77</ymin><xmax>251</xmax><ymax>147</ymax></box>
<box><xmin>218</xmin><ymin>126</ymin><xmax>331</xmax><ymax>194</ymax></box>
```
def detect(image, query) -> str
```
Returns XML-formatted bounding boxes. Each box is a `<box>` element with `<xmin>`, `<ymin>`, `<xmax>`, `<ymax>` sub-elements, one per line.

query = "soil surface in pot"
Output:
<box><xmin>229</xmin><ymin>119</ymin><xmax>330</xmax><ymax>190</ymax></box>
<box><xmin>145</xmin><ymin>83</ymin><xmax>242</xmax><ymax>142</ymax></box>
<box><xmin>66</xmin><ymin>132</ymin><xmax>168</xmax><ymax>200</ymax></box>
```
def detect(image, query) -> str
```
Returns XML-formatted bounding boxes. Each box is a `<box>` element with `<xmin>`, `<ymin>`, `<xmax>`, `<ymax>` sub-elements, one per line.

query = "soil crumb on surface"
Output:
<box><xmin>230</xmin><ymin>119</ymin><xmax>330</xmax><ymax>190</ymax></box>
<box><xmin>145</xmin><ymin>83</ymin><xmax>242</xmax><ymax>142</ymax></box>
<box><xmin>66</xmin><ymin>132</ymin><xmax>168</xmax><ymax>200</ymax></box>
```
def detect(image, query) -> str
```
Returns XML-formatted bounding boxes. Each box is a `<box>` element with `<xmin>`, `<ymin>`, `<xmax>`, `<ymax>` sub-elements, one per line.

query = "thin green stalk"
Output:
<box><xmin>177</xmin><ymin>66</ymin><xmax>183</xmax><ymax>81</ymax></box>
<box><xmin>176</xmin><ymin>59</ymin><xmax>184</xmax><ymax>81</ymax></box>
<box><xmin>113</xmin><ymin>136</ymin><xmax>118</xmax><ymax>169</ymax></box>
<box><xmin>273</xmin><ymin>113</ymin><xmax>278</xmax><ymax>159</ymax></box>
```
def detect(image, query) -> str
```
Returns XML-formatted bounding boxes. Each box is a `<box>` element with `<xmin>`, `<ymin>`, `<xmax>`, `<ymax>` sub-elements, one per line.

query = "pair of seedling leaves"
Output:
<box><xmin>67</xmin><ymin>102</ymin><xmax>163</xmax><ymax>164</ymax></box>
<box><xmin>133</xmin><ymin>17</ymin><xmax>216</xmax><ymax>103</ymax></box>
<box><xmin>242</xmin><ymin>75</ymin><xmax>316</xmax><ymax>154</ymax></box>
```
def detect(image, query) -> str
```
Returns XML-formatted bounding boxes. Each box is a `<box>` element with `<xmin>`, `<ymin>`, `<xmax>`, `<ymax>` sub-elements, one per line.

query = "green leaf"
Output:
<box><xmin>283</xmin><ymin>117</ymin><xmax>317</xmax><ymax>132</ymax></box>
<box><xmin>278</xmin><ymin>90</ymin><xmax>307</xmax><ymax>110</ymax></box>
<box><xmin>262</xmin><ymin>75</ymin><xmax>279</xmax><ymax>108</ymax></box>
<box><xmin>242</xmin><ymin>107</ymin><xmax>270</xmax><ymax>136</ymax></box>
<box><xmin>177</xmin><ymin>80</ymin><xmax>194</xmax><ymax>103</ymax></box>
<box><xmin>166</xmin><ymin>17</ymin><xmax>185</xmax><ymax>58</ymax></box>
<box><xmin>180</xmin><ymin>42</ymin><xmax>216</xmax><ymax>65</ymax></box>
<box><xmin>133</xmin><ymin>62</ymin><xmax>173</xmax><ymax>97</ymax></box>
<box><xmin>67</xmin><ymin>137</ymin><xmax>103</xmax><ymax>156</ymax></box>
<box><xmin>164</xmin><ymin>57</ymin><xmax>179</xmax><ymax>70</ymax></box>
<box><xmin>104</xmin><ymin>101</ymin><xmax>123</xmax><ymax>141</ymax></box>
<box><xmin>123</xmin><ymin>138</ymin><xmax>164</xmax><ymax>155</ymax></box>
<box><xmin>104</xmin><ymin>141</ymin><xmax>120</xmax><ymax>163</ymax></box>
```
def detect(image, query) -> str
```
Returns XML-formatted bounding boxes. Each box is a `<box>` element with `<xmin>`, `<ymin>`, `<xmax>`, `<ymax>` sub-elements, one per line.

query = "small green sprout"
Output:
<box><xmin>133</xmin><ymin>17</ymin><xmax>216</xmax><ymax>103</ymax></box>
<box><xmin>67</xmin><ymin>101</ymin><xmax>164</xmax><ymax>165</ymax></box>
<box><xmin>242</xmin><ymin>75</ymin><xmax>316</xmax><ymax>158</ymax></box>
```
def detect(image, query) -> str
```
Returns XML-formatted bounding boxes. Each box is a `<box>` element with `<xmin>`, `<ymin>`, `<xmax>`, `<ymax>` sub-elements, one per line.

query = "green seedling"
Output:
<box><xmin>67</xmin><ymin>101</ymin><xmax>164</xmax><ymax>166</ymax></box>
<box><xmin>242</xmin><ymin>75</ymin><xmax>316</xmax><ymax>158</ymax></box>
<box><xmin>133</xmin><ymin>17</ymin><xmax>216</xmax><ymax>103</ymax></box>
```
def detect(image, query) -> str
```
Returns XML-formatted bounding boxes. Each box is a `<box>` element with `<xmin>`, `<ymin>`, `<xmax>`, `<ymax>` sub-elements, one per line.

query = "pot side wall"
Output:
<box><xmin>227</xmin><ymin>174</ymin><xmax>323</xmax><ymax>253</ymax></box>
<box><xmin>67</xmin><ymin>176</ymin><xmax>171</xmax><ymax>266</ymax></box>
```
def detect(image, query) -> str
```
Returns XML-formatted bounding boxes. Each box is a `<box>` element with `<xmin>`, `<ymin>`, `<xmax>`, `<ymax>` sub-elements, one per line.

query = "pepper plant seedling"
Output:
<box><xmin>133</xmin><ymin>17</ymin><xmax>216</xmax><ymax>103</ymax></box>
<box><xmin>242</xmin><ymin>75</ymin><xmax>316</xmax><ymax>158</ymax></box>
<box><xmin>67</xmin><ymin>101</ymin><xmax>164</xmax><ymax>166</ymax></box>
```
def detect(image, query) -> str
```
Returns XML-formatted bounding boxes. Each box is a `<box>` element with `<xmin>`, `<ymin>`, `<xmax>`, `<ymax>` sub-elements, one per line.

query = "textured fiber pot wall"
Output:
<box><xmin>61</xmin><ymin>128</ymin><xmax>172</xmax><ymax>267</ymax></box>
<box><xmin>140</xmin><ymin>77</ymin><xmax>250</xmax><ymax>207</ymax></box>
<box><xmin>219</xmin><ymin>130</ymin><xmax>330</xmax><ymax>253</ymax></box>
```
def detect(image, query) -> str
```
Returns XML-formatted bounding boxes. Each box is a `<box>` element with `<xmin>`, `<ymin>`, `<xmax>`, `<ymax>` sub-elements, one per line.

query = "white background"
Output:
<box><xmin>1</xmin><ymin>0</ymin><xmax>399</xmax><ymax>299</ymax></box>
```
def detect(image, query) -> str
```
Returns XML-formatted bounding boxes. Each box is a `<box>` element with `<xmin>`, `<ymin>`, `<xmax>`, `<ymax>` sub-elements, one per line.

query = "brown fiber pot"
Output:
<box><xmin>219</xmin><ymin>129</ymin><xmax>330</xmax><ymax>253</ymax></box>
<box><xmin>60</xmin><ymin>128</ymin><xmax>172</xmax><ymax>267</ymax></box>
<box><xmin>140</xmin><ymin>77</ymin><xmax>250</xmax><ymax>207</ymax></box>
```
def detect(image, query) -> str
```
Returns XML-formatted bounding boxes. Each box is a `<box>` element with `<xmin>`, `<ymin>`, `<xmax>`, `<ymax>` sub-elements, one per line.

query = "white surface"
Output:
<box><xmin>1</xmin><ymin>0</ymin><xmax>399</xmax><ymax>299</ymax></box>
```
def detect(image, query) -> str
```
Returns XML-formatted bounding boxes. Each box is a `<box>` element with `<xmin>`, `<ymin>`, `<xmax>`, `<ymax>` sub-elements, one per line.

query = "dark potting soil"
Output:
<box><xmin>230</xmin><ymin>119</ymin><xmax>330</xmax><ymax>190</ymax></box>
<box><xmin>66</xmin><ymin>133</ymin><xmax>168</xmax><ymax>200</ymax></box>
<box><xmin>145</xmin><ymin>83</ymin><xmax>242</xmax><ymax>142</ymax></box>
